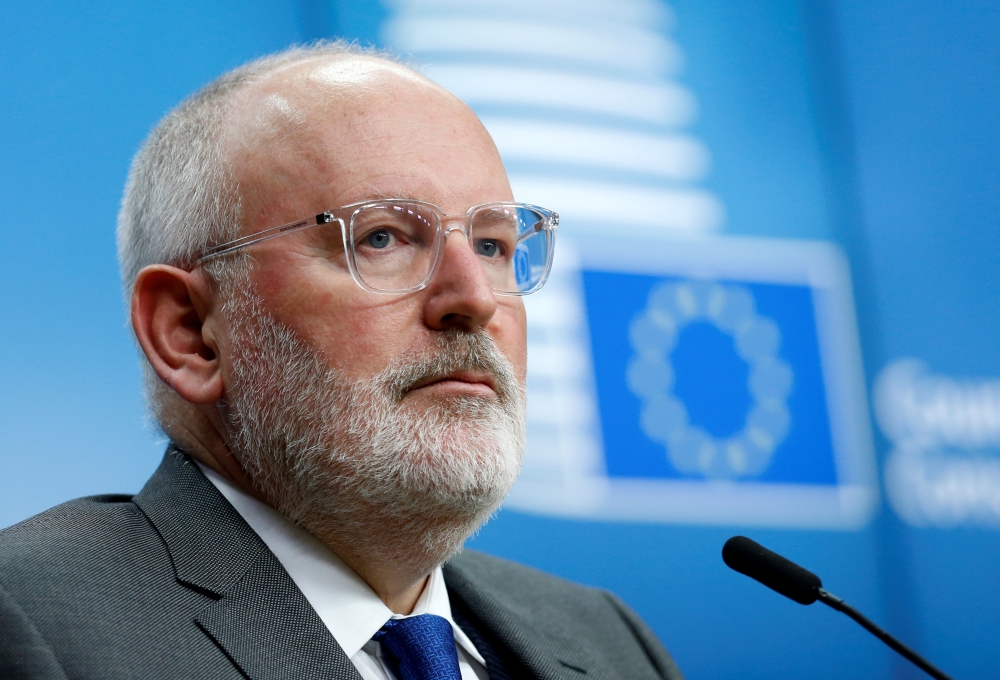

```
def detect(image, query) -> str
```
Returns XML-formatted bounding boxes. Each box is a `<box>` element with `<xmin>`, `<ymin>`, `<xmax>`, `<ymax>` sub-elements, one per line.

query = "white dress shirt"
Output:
<box><xmin>198</xmin><ymin>464</ymin><xmax>489</xmax><ymax>680</ymax></box>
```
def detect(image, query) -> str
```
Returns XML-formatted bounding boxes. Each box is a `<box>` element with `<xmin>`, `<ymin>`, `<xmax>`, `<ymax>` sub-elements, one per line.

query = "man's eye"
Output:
<box><xmin>366</xmin><ymin>230</ymin><xmax>393</xmax><ymax>249</ymax></box>
<box><xmin>475</xmin><ymin>239</ymin><xmax>501</xmax><ymax>258</ymax></box>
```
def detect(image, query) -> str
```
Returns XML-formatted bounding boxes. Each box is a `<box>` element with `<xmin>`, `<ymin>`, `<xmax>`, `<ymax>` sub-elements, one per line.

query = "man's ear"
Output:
<box><xmin>131</xmin><ymin>265</ymin><xmax>224</xmax><ymax>405</ymax></box>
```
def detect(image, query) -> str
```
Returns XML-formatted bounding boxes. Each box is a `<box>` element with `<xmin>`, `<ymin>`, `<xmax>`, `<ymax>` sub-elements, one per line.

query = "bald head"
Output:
<box><xmin>221</xmin><ymin>55</ymin><xmax>508</xmax><ymax>240</ymax></box>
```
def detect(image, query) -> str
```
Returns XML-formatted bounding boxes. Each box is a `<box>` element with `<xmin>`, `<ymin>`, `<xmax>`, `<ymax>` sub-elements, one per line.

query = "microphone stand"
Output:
<box><xmin>816</xmin><ymin>589</ymin><xmax>952</xmax><ymax>680</ymax></box>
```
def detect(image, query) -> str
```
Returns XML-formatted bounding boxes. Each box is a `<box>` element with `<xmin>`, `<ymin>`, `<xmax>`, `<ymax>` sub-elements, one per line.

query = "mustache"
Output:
<box><xmin>378</xmin><ymin>329</ymin><xmax>521</xmax><ymax>404</ymax></box>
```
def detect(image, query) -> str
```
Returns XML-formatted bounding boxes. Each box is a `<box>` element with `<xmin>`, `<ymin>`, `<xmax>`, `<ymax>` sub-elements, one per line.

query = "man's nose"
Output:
<box><xmin>421</xmin><ymin>227</ymin><xmax>498</xmax><ymax>332</ymax></box>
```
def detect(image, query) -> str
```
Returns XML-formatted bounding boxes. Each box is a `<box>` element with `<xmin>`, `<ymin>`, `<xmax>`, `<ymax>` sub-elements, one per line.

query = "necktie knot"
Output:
<box><xmin>373</xmin><ymin>614</ymin><xmax>462</xmax><ymax>680</ymax></box>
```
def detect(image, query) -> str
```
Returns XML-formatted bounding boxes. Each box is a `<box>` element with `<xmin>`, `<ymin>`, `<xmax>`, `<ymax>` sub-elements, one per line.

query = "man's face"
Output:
<box><xmin>204</xmin><ymin>60</ymin><xmax>528</xmax><ymax>567</ymax></box>
<box><xmin>221</xmin><ymin>59</ymin><xmax>527</xmax><ymax>405</ymax></box>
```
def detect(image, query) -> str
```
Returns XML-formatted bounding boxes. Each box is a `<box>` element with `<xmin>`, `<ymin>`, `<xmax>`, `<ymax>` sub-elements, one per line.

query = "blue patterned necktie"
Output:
<box><xmin>373</xmin><ymin>614</ymin><xmax>462</xmax><ymax>680</ymax></box>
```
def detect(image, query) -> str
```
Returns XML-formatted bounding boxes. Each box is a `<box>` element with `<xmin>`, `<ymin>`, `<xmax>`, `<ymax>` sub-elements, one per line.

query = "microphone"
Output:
<box><xmin>722</xmin><ymin>536</ymin><xmax>952</xmax><ymax>680</ymax></box>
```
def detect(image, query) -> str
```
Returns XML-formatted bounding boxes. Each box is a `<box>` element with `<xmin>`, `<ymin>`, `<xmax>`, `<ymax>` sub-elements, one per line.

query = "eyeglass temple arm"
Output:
<box><xmin>197</xmin><ymin>212</ymin><xmax>341</xmax><ymax>262</ymax></box>
<box><xmin>516</xmin><ymin>217</ymin><xmax>554</xmax><ymax>245</ymax></box>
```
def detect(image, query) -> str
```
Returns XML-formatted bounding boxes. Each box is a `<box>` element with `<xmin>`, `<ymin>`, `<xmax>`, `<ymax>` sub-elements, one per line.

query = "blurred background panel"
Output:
<box><xmin>2</xmin><ymin>1</ymin><xmax>999</xmax><ymax>678</ymax></box>
<box><xmin>0</xmin><ymin>0</ymin><xmax>301</xmax><ymax>527</ymax></box>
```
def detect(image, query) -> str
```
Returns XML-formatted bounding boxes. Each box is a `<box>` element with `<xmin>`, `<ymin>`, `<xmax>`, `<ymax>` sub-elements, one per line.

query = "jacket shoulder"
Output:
<box><xmin>0</xmin><ymin>493</ymin><xmax>177</xmax><ymax>617</ymax></box>
<box><xmin>0</xmin><ymin>494</ymin><xmax>144</xmax><ymax>566</ymax></box>
<box><xmin>0</xmin><ymin>475</ymin><xmax>242</xmax><ymax>680</ymax></box>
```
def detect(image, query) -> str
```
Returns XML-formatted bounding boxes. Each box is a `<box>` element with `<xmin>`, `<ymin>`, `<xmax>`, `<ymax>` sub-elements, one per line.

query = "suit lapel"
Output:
<box><xmin>444</xmin><ymin>560</ymin><xmax>608</xmax><ymax>680</ymax></box>
<box><xmin>134</xmin><ymin>447</ymin><xmax>361</xmax><ymax>680</ymax></box>
<box><xmin>195</xmin><ymin>548</ymin><xmax>360</xmax><ymax>680</ymax></box>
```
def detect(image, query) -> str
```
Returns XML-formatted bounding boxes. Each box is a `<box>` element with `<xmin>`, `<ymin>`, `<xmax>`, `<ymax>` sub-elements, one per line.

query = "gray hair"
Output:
<box><xmin>116</xmin><ymin>40</ymin><xmax>403</xmax><ymax>437</ymax></box>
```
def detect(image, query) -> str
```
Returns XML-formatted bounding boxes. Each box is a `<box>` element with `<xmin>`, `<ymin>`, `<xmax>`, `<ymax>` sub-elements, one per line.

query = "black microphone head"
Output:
<box><xmin>722</xmin><ymin>536</ymin><xmax>822</xmax><ymax>605</ymax></box>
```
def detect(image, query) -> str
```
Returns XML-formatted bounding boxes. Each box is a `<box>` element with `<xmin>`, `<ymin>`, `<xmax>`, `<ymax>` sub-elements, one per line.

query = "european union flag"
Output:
<box><xmin>509</xmin><ymin>236</ymin><xmax>879</xmax><ymax>529</ymax></box>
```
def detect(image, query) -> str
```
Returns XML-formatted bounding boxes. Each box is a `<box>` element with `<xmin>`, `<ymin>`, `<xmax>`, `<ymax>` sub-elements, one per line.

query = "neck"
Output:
<box><xmin>385</xmin><ymin>576</ymin><xmax>430</xmax><ymax>616</ymax></box>
<box><xmin>338</xmin><ymin>552</ymin><xmax>432</xmax><ymax>615</ymax></box>
<box><xmin>296</xmin><ymin>506</ymin><xmax>471</xmax><ymax>615</ymax></box>
<box><xmin>167</xmin><ymin>402</ymin><xmax>259</xmax><ymax>496</ymax></box>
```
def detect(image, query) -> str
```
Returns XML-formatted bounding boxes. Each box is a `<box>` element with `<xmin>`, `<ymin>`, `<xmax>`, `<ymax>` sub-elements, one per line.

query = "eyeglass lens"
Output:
<box><xmin>348</xmin><ymin>203</ymin><xmax>551</xmax><ymax>294</ymax></box>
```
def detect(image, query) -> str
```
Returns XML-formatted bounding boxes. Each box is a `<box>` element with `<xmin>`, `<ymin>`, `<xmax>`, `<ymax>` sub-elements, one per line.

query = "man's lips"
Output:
<box><xmin>407</xmin><ymin>371</ymin><xmax>497</xmax><ymax>395</ymax></box>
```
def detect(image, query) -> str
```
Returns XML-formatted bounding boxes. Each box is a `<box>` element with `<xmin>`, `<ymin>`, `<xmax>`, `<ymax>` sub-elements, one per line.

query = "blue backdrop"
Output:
<box><xmin>2</xmin><ymin>2</ymin><xmax>999</xmax><ymax>678</ymax></box>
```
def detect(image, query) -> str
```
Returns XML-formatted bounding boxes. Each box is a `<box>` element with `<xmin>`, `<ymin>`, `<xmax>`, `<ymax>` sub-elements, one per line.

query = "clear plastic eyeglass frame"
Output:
<box><xmin>196</xmin><ymin>199</ymin><xmax>559</xmax><ymax>296</ymax></box>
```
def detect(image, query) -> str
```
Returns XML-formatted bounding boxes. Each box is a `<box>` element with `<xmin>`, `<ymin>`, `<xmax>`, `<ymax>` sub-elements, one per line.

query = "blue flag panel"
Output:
<box><xmin>507</xmin><ymin>237</ymin><xmax>878</xmax><ymax>529</ymax></box>
<box><xmin>586</xmin><ymin>272</ymin><xmax>838</xmax><ymax>485</ymax></box>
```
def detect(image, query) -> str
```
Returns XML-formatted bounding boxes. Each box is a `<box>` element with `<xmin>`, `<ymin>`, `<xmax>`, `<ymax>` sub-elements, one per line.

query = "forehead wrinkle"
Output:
<box><xmin>226</xmin><ymin>95</ymin><xmax>309</xmax><ymax>169</ymax></box>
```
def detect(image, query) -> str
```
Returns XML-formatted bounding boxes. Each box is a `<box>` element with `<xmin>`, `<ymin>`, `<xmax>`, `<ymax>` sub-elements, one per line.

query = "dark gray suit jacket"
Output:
<box><xmin>0</xmin><ymin>449</ymin><xmax>683</xmax><ymax>680</ymax></box>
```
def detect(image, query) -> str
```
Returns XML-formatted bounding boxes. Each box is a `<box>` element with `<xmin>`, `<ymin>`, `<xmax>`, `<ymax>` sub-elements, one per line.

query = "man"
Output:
<box><xmin>0</xmin><ymin>43</ymin><xmax>683</xmax><ymax>680</ymax></box>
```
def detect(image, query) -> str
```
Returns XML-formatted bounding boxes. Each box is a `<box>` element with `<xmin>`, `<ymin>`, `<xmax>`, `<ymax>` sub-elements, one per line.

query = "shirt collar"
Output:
<box><xmin>197</xmin><ymin>463</ymin><xmax>485</xmax><ymax>665</ymax></box>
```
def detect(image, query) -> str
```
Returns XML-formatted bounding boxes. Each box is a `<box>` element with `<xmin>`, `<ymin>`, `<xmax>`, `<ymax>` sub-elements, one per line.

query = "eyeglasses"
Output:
<box><xmin>197</xmin><ymin>199</ymin><xmax>558</xmax><ymax>296</ymax></box>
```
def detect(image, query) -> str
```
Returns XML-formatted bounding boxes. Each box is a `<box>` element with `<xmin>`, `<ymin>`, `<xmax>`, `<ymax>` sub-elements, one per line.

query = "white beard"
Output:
<box><xmin>219</xmin><ymin>279</ymin><xmax>526</xmax><ymax>575</ymax></box>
